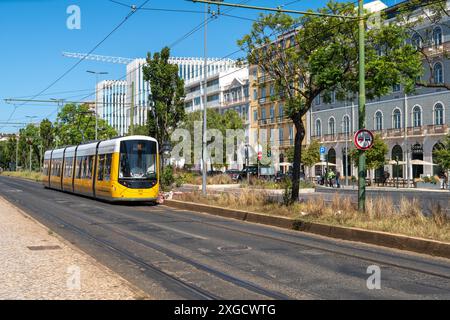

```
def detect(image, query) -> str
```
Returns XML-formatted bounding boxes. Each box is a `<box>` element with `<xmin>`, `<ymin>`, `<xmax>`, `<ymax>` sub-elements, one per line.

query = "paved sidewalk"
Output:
<box><xmin>0</xmin><ymin>196</ymin><xmax>146</xmax><ymax>300</ymax></box>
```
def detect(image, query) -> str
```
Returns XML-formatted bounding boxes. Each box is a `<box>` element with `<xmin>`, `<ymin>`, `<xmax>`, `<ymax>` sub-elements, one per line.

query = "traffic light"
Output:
<box><xmin>267</xmin><ymin>149</ymin><xmax>272</xmax><ymax>158</ymax></box>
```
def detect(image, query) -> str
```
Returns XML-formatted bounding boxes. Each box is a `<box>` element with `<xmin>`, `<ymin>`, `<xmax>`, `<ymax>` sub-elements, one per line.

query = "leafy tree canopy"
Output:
<box><xmin>143</xmin><ymin>47</ymin><xmax>186</xmax><ymax>146</ymax></box>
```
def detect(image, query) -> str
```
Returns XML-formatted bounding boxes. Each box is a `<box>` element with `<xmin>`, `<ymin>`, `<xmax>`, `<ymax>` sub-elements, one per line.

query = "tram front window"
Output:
<box><xmin>119</xmin><ymin>140</ymin><xmax>157</xmax><ymax>180</ymax></box>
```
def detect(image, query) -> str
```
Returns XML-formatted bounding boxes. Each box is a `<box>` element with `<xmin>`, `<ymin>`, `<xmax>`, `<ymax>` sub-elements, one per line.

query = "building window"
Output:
<box><xmin>315</xmin><ymin>119</ymin><xmax>322</xmax><ymax>137</ymax></box>
<box><xmin>433</xmin><ymin>26</ymin><xmax>443</xmax><ymax>47</ymax></box>
<box><xmin>278</xmin><ymin>104</ymin><xmax>284</xmax><ymax>119</ymax></box>
<box><xmin>343</xmin><ymin>115</ymin><xmax>350</xmax><ymax>135</ymax></box>
<box><xmin>315</xmin><ymin>94</ymin><xmax>321</xmax><ymax>106</ymax></box>
<box><xmin>393</xmin><ymin>109</ymin><xmax>401</xmax><ymax>129</ymax></box>
<box><xmin>328</xmin><ymin>117</ymin><xmax>335</xmax><ymax>137</ymax></box>
<box><xmin>253</xmin><ymin>89</ymin><xmax>257</xmax><ymax>100</ymax></box>
<box><xmin>279</xmin><ymin>128</ymin><xmax>284</xmax><ymax>142</ymax></box>
<box><xmin>330</xmin><ymin>91</ymin><xmax>336</xmax><ymax>104</ymax></box>
<box><xmin>261</xmin><ymin>108</ymin><xmax>266</xmax><ymax>121</ymax></box>
<box><xmin>253</xmin><ymin>110</ymin><xmax>258</xmax><ymax>122</ymax></box>
<box><xmin>393</xmin><ymin>83</ymin><xmax>401</xmax><ymax>92</ymax></box>
<box><xmin>375</xmin><ymin>111</ymin><xmax>383</xmax><ymax>131</ymax></box>
<box><xmin>411</xmin><ymin>33</ymin><xmax>422</xmax><ymax>50</ymax></box>
<box><xmin>434</xmin><ymin>103</ymin><xmax>444</xmax><ymax>125</ymax></box>
<box><xmin>261</xmin><ymin>87</ymin><xmax>266</xmax><ymax>100</ymax></box>
<box><xmin>270</xmin><ymin>84</ymin><xmax>275</xmax><ymax>97</ymax></box>
<box><xmin>413</xmin><ymin>105</ymin><xmax>422</xmax><ymax>127</ymax></box>
<box><xmin>270</xmin><ymin>105</ymin><xmax>275</xmax><ymax>121</ymax></box>
<box><xmin>289</xmin><ymin>126</ymin><xmax>294</xmax><ymax>144</ymax></box>
<box><xmin>434</xmin><ymin>62</ymin><xmax>443</xmax><ymax>84</ymax></box>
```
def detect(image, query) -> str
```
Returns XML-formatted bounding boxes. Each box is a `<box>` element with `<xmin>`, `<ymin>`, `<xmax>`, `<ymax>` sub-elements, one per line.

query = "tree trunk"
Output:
<box><xmin>291</xmin><ymin>114</ymin><xmax>306</xmax><ymax>202</ymax></box>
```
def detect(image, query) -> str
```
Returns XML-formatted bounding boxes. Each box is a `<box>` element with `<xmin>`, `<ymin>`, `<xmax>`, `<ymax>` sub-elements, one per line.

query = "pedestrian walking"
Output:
<box><xmin>328</xmin><ymin>170</ymin><xmax>335</xmax><ymax>188</ymax></box>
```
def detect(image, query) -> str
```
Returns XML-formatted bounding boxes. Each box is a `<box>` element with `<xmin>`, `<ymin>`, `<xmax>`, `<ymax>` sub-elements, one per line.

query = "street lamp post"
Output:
<box><xmin>87</xmin><ymin>70</ymin><xmax>108</xmax><ymax>141</ymax></box>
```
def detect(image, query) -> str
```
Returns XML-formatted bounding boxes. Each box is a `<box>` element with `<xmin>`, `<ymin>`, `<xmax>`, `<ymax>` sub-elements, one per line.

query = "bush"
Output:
<box><xmin>161</xmin><ymin>165</ymin><xmax>175</xmax><ymax>190</ymax></box>
<box><xmin>282</xmin><ymin>179</ymin><xmax>293</xmax><ymax>206</ymax></box>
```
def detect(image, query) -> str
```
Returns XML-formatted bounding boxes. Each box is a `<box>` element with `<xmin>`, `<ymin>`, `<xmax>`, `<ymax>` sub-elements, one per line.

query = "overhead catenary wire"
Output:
<box><xmin>38</xmin><ymin>0</ymin><xmax>364</xmax><ymax>124</ymax></box>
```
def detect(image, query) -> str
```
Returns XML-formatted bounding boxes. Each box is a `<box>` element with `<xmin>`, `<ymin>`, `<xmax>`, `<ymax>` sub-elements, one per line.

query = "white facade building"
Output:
<box><xmin>124</xmin><ymin>57</ymin><xmax>236</xmax><ymax>133</ymax></box>
<box><xmin>96</xmin><ymin>80</ymin><xmax>127</xmax><ymax>136</ymax></box>
<box><xmin>184</xmin><ymin>67</ymin><xmax>251</xmax><ymax>170</ymax></box>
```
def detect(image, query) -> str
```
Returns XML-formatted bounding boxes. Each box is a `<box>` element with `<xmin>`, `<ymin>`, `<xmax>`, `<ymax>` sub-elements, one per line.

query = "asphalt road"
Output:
<box><xmin>1</xmin><ymin>176</ymin><xmax>450</xmax><ymax>300</ymax></box>
<box><xmin>316</xmin><ymin>187</ymin><xmax>450</xmax><ymax>215</ymax></box>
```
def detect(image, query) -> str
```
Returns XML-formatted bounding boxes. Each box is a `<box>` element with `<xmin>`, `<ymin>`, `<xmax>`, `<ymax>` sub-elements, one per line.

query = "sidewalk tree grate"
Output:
<box><xmin>27</xmin><ymin>245</ymin><xmax>62</xmax><ymax>251</ymax></box>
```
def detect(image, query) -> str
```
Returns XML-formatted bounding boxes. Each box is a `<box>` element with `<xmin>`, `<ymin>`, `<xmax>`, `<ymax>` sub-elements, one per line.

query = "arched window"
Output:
<box><xmin>392</xmin><ymin>145</ymin><xmax>403</xmax><ymax>178</ymax></box>
<box><xmin>412</xmin><ymin>33</ymin><xmax>422</xmax><ymax>50</ymax></box>
<box><xmin>434</xmin><ymin>103</ymin><xmax>444</xmax><ymax>125</ymax></box>
<box><xmin>328</xmin><ymin>148</ymin><xmax>336</xmax><ymax>164</ymax></box>
<box><xmin>375</xmin><ymin>111</ymin><xmax>383</xmax><ymax>131</ymax></box>
<box><xmin>433</xmin><ymin>26</ymin><xmax>443</xmax><ymax>47</ymax></box>
<box><xmin>413</xmin><ymin>106</ymin><xmax>422</xmax><ymax>127</ymax></box>
<box><xmin>315</xmin><ymin>119</ymin><xmax>322</xmax><ymax>137</ymax></box>
<box><xmin>328</xmin><ymin>117</ymin><xmax>335</xmax><ymax>137</ymax></box>
<box><xmin>393</xmin><ymin>108</ymin><xmax>402</xmax><ymax>129</ymax></box>
<box><xmin>434</xmin><ymin>62</ymin><xmax>443</xmax><ymax>84</ymax></box>
<box><xmin>343</xmin><ymin>115</ymin><xmax>350</xmax><ymax>135</ymax></box>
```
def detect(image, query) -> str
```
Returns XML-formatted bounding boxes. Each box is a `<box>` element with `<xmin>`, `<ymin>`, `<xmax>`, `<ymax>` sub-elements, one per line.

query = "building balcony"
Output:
<box><xmin>385</xmin><ymin>128</ymin><xmax>403</xmax><ymax>138</ymax></box>
<box><xmin>427</xmin><ymin>124</ymin><xmax>448</xmax><ymax>135</ymax></box>
<box><xmin>407</xmin><ymin>126</ymin><xmax>425</xmax><ymax>136</ymax></box>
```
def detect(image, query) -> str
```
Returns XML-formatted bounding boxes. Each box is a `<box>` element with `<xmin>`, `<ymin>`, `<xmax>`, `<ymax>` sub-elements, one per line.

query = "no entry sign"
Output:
<box><xmin>354</xmin><ymin>129</ymin><xmax>374</xmax><ymax>151</ymax></box>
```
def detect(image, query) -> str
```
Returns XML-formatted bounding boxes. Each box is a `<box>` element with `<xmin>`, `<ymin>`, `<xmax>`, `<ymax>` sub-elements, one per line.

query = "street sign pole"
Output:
<box><xmin>357</xmin><ymin>0</ymin><xmax>367</xmax><ymax>212</ymax></box>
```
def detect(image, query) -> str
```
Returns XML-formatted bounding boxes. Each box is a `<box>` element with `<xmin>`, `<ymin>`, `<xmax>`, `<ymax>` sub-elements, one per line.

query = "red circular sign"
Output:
<box><xmin>257</xmin><ymin>151</ymin><xmax>262</xmax><ymax>161</ymax></box>
<box><xmin>353</xmin><ymin>129</ymin><xmax>374</xmax><ymax>151</ymax></box>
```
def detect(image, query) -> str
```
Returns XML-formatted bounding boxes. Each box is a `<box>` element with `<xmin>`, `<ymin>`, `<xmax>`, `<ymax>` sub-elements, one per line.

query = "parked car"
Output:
<box><xmin>225</xmin><ymin>169</ymin><xmax>242</xmax><ymax>182</ymax></box>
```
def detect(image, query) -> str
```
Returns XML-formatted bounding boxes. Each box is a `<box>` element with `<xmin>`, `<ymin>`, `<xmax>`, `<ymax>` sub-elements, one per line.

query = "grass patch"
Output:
<box><xmin>175</xmin><ymin>191</ymin><xmax>450</xmax><ymax>243</ymax></box>
<box><xmin>0</xmin><ymin>171</ymin><xmax>41</xmax><ymax>182</ymax></box>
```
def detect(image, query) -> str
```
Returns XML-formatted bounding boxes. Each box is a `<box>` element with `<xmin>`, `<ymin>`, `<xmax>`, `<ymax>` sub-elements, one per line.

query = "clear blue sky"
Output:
<box><xmin>0</xmin><ymin>0</ymin><xmax>399</xmax><ymax>133</ymax></box>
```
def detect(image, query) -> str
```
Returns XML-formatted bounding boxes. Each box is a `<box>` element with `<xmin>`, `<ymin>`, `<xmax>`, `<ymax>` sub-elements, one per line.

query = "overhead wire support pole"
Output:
<box><xmin>357</xmin><ymin>0</ymin><xmax>366</xmax><ymax>212</ymax></box>
<box><xmin>202</xmin><ymin>3</ymin><xmax>209</xmax><ymax>196</ymax></box>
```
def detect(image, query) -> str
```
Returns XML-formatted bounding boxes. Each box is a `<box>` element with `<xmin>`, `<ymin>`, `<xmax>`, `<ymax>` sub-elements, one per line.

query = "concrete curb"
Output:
<box><xmin>165</xmin><ymin>199</ymin><xmax>450</xmax><ymax>260</ymax></box>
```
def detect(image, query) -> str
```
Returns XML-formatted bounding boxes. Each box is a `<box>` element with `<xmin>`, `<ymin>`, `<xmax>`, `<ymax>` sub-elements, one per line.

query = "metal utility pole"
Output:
<box><xmin>130</xmin><ymin>81</ymin><xmax>135</xmax><ymax>135</ymax></box>
<box><xmin>15</xmin><ymin>134</ymin><xmax>19</xmax><ymax>171</ymax></box>
<box><xmin>357</xmin><ymin>0</ymin><xmax>367</xmax><ymax>212</ymax></box>
<box><xmin>87</xmin><ymin>70</ymin><xmax>108</xmax><ymax>140</ymax></box>
<box><xmin>202</xmin><ymin>3</ymin><xmax>208</xmax><ymax>196</ymax></box>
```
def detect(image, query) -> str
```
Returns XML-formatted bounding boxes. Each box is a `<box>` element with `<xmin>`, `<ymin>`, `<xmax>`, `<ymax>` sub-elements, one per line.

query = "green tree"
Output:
<box><xmin>17</xmin><ymin>124</ymin><xmax>41</xmax><ymax>171</ymax></box>
<box><xmin>433</xmin><ymin>135</ymin><xmax>450</xmax><ymax>171</ymax></box>
<box><xmin>180</xmin><ymin>109</ymin><xmax>244</xmax><ymax>169</ymax></box>
<box><xmin>55</xmin><ymin>103</ymin><xmax>117</xmax><ymax>146</ymax></box>
<box><xmin>349</xmin><ymin>134</ymin><xmax>388</xmax><ymax>181</ymax></box>
<box><xmin>238</xmin><ymin>1</ymin><xmax>422</xmax><ymax>201</ymax></box>
<box><xmin>142</xmin><ymin>47</ymin><xmax>185</xmax><ymax>147</ymax></box>
<box><xmin>40</xmin><ymin>119</ymin><xmax>54</xmax><ymax>151</ymax></box>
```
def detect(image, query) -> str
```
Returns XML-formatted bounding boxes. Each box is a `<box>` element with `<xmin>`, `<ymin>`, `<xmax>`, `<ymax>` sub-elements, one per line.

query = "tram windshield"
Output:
<box><xmin>119</xmin><ymin>140</ymin><xmax>157</xmax><ymax>180</ymax></box>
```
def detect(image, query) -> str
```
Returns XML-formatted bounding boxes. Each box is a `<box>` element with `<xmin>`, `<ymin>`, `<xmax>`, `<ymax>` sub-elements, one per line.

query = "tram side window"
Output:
<box><xmin>81</xmin><ymin>156</ymin><xmax>87</xmax><ymax>179</ymax></box>
<box><xmin>76</xmin><ymin>156</ymin><xmax>83</xmax><ymax>179</ymax></box>
<box><xmin>64</xmin><ymin>157</ymin><xmax>72</xmax><ymax>177</ymax></box>
<box><xmin>43</xmin><ymin>160</ymin><xmax>49</xmax><ymax>176</ymax></box>
<box><xmin>97</xmin><ymin>154</ymin><xmax>105</xmax><ymax>181</ymax></box>
<box><xmin>86</xmin><ymin>155</ymin><xmax>93</xmax><ymax>179</ymax></box>
<box><xmin>104</xmin><ymin>154</ymin><xmax>112</xmax><ymax>181</ymax></box>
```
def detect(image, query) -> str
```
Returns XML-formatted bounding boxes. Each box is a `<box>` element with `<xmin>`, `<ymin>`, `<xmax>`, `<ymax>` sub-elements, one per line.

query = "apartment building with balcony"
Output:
<box><xmin>248</xmin><ymin>56</ymin><xmax>311</xmax><ymax>174</ymax></box>
<box><xmin>183</xmin><ymin>67</ymin><xmax>250</xmax><ymax>170</ymax></box>
<box><xmin>310</xmin><ymin>0</ymin><xmax>450</xmax><ymax>180</ymax></box>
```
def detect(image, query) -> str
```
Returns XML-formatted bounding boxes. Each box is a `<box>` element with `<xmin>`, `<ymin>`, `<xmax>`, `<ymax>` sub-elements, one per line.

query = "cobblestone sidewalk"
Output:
<box><xmin>0</xmin><ymin>196</ymin><xmax>147</xmax><ymax>300</ymax></box>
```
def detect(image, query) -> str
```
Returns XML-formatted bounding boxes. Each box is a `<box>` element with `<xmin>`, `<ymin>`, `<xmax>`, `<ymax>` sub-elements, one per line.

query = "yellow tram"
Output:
<box><xmin>42</xmin><ymin>136</ymin><xmax>159</xmax><ymax>202</ymax></box>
